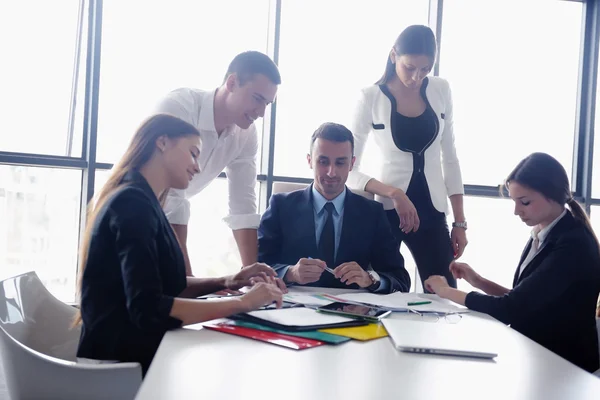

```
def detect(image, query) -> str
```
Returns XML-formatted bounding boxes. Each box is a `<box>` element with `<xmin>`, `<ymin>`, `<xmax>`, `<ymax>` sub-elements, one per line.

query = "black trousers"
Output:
<box><xmin>385</xmin><ymin>210</ymin><xmax>457</xmax><ymax>289</ymax></box>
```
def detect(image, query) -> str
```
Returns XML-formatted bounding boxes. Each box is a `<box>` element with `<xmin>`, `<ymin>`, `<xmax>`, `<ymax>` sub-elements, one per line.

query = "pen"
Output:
<box><xmin>407</xmin><ymin>301</ymin><xmax>432</xmax><ymax>306</ymax></box>
<box><xmin>308</xmin><ymin>257</ymin><xmax>335</xmax><ymax>275</ymax></box>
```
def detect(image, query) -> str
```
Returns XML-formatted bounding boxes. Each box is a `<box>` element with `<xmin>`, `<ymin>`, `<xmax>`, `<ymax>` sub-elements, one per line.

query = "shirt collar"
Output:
<box><xmin>199</xmin><ymin>88</ymin><xmax>218</xmax><ymax>132</ymax></box>
<box><xmin>532</xmin><ymin>209</ymin><xmax>567</xmax><ymax>244</ymax></box>
<box><xmin>199</xmin><ymin>88</ymin><xmax>240</xmax><ymax>138</ymax></box>
<box><xmin>312</xmin><ymin>184</ymin><xmax>346</xmax><ymax>215</ymax></box>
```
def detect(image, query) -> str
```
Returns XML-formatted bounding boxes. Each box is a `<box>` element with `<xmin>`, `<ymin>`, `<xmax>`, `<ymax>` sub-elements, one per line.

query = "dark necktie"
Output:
<box><xmin>318</xmin><ymin>202</ymin><xmax>336</xmax><ymax>269</ymax></box>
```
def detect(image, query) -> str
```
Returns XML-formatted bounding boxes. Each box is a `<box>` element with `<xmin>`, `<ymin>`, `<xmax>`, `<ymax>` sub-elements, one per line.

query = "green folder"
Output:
<box><xmin>227</xmin><ymin>320</ymin><xmax>351</xmax><ymax>344</ymax></box>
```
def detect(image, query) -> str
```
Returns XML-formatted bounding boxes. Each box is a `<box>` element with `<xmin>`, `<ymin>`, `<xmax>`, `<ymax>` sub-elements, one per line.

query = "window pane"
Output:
<box><xmin>187</xmin><ymin>179</ymin><xmax>260</xmax><ymax>277</ymax></box>
<box><xmin>440</xmin><ymin>0</ymin><xmax>582</xmax><ymax>186</ymax></box>
<box><xmin>0</xmin><ymin>166</ymin><xmax>81</xmax><ymax>302</ymax></box>
<box><xmin>274</xmin><ymin>0</ymin><xmax>429</xmax><ymax>177</ymax></box>
<box><xmin>0</xmin><ymin>1</ymin><xmax>85</xmax><ymax>156</ymax></box>
<box><xmin>96</xmin><ymin>172</ymin><xmax>260</xmax><ymax>277</ymax></box>
<box><xmin>457</xmin><ymin>196</ymin><xmax>531</xmax><ymax>292</ymax></box>
<box><xmin>97</xmin><ymin>0</ymin><xmax>270</xmax><ymax>164</ymax></box>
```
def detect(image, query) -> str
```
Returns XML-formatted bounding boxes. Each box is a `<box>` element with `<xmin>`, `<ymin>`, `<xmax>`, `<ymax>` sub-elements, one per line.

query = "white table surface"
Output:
<box><xmin>136</xmin><ymin>287</ymin><xmax>600</xmax><ymax>400</ymax></box>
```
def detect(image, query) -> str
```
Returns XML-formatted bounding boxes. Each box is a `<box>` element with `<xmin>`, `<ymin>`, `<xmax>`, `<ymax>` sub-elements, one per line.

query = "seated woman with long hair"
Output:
<box><xmin>75</xmin><ymin>114</ymin><xmax>284</xmax><ymax>374</ymax></box>
<box><xmin>425</xmin><ymin>152</ymin><xmax>600</xmax><ymax>373</ymax></box>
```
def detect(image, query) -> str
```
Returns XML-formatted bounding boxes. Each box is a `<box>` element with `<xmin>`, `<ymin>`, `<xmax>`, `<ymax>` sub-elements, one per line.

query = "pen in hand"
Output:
<box><xmin>308</xmin><ymin>257</ymin><xmax>335</xmax><ymax>275</ymax></box>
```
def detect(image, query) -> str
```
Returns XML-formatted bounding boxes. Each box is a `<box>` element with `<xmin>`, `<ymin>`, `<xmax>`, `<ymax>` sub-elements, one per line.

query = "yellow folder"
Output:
<box><xmin>319</xmin><ymin>323</ymin><xmax>388</xmax><ymax>341</ymax></box>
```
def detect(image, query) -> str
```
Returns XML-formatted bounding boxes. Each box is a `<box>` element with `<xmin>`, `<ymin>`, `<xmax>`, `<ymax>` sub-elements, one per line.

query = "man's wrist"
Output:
<box><xmin>366</xmin><ymin>270</ymin><xmax>380</xmax><ymax>290</ymax></box>
<box><xmin>283</xmin><ymin>266</ymin><xmax>296</xmax><ymax>284</ymax></box>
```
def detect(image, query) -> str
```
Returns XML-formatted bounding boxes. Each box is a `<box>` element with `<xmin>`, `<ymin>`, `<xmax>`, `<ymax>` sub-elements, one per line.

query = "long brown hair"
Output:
<box><xmin>505</xmin><ymin>152</ymin><xmax>600</xmax><ymax>249</ymax></box>
<box><xmin>73</xmin><ymin>114</ymin><xmax>200</xmax><ymax>325</ymax></box>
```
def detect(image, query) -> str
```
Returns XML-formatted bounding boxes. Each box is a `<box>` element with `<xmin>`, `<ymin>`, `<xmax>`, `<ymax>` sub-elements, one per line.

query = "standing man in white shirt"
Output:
<box><xmin>155</xmin><ymin>51</ymin><xmax>281</xmax><ymax>276</ymax></box>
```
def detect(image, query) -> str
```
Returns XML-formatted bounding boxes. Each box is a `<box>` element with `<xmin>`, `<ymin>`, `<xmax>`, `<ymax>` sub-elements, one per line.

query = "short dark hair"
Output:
<box><xmin>310</xmin><ymin>123</ymin><xmax>354</xmax><ymax>155</ymax></box>
<box><xmin>376</xmin><ymin>25</ymin><xmax>437</xmax><ymax>85</ymax></box>
<box><xmin>224</xmin><ymin>51</ymin><xmax>281</xmax><ymax>85</ymax></box>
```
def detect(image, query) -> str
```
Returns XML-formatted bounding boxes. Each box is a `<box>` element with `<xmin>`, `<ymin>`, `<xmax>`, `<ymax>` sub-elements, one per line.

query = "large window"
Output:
<box><xmin>274</xmin><ymin>0</ymin><xmax>429</xmax><ymax>178</ymax></box>
<box><xmin>0</xmin><ymin>1</ymin><xmax>86</xmax><ymax>156</ymax></box>
<box><xmin>439</xmin><ymin>0</ymin><xmax>582</xmax><ymax>186</ymax></box>
<box><xmin>97</xmin><ymin>0</ymin><xmax>270</xmax><ymax>165</ymax></box>
<box><xmin>455</xmin><ymin>196</ymin><xmax>530</xmax><ymax>292</ymax></box>
<box><xmin>0</xmin><ymin>166</ymin><xmax>81</xmax><ymax>302</ymax></box>
<box><xmin>187</xmin><ymin>179</ymin><xmax>261</xmax><ymax>277</ymax></box>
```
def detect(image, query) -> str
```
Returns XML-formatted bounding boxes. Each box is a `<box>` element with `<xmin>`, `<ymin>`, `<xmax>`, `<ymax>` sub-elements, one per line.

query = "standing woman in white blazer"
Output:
<box><xmin>348</xmin><ymin>25</ymin><xmax>467</xmax><ymax>288</ymax></box>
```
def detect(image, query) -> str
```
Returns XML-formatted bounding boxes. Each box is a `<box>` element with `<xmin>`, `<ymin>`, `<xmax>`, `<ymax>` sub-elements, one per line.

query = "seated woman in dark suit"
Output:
<box><xmin>425</xmin><ymin>152</ymin><xmax>600</xmax><ymax>373</ymax></box>
<box><xmin>75</xmin><ymin>114</ymin><xmax>284</xmax><ymax>374</ymax></box>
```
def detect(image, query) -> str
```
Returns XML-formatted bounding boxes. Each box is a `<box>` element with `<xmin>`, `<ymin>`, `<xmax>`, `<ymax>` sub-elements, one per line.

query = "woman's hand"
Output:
<box><xmin>240</xmin><ymin>282</ymin><xmax>283</xmax><ymax>311</ymax></box>
<box><xmin>391</xmin><ymin>189</ymin><xmax>420</xmax><ymax>233</ymax></box>
<box><xmin>249</xmin><ymin>274</ymin><xmax>288</xmax><ymax>294</ymax></box>
<box><xmin>224</xmin><ymin>262</ymin><xmax>276</xmax><ymax>291</ymax></box>
<box><xmin>451</xmin><ymin>228</ymin><xmax>468</xmax><ymax>259</ymax></box>
<box><xmin>423</xmin><ymin>275</ymin><xmax>451</xmax><ymax>296</ymax></box>
<box><xmin>449</xmin><ymin>261</ymin><xmax>480</xmax><ymax>287</ymax></box>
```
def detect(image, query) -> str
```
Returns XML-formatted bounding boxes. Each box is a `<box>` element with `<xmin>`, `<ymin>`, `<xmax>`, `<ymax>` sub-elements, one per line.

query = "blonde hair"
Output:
<box><xmin>73</xmin><ymin>114</ymin><xmax>200</xmax><ymax>325</ymax></box>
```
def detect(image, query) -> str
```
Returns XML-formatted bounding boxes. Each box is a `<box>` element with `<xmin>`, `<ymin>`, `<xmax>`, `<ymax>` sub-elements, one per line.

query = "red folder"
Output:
<box><xmin>203</xmin><ymin>321</ymin><xmax>325</xmax><ymax>350</ymax></box>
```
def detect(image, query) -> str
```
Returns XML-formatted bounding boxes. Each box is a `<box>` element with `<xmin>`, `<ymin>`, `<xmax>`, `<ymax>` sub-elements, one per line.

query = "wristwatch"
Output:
<box><xmin>367</xmin><ymin>270</ymin><xmax>381</xmax><ymax>291</ymax></box>
<box><xmin>452</xmin><ymin>221</ymin><xmax>468</xmax><ymax>230</ymax></box>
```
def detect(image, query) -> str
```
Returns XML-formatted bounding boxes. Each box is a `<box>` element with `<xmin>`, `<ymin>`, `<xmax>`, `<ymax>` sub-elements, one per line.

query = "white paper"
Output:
<box><xmin>247</xmin><ymin>307</ymin><xmax>354</xmax><ymax>326</ymax></box>
<box><xmin>283</xmin><ymin>293</ymin><xmax>333</xmax><ymax>306</ymax></box>
<box><xmin>332</xmin><ymin>292</ymin><xmax>468</xmax><ymax>314</ymax></box>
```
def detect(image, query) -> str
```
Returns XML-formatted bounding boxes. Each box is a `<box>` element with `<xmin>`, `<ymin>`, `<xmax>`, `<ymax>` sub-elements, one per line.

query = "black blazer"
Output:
<box><xmin>77</xmin><ymin>171</ymin><xmax>186</xmax><ymax>374</ymax></box>
<box><xmin>466</xmin><ymin>212</ymin><xmax>600</xmax><ymax>372</ymax></box>
<box><xmin>258</xmin><ymin>185</ymin><xmax>411</xmax><ymax>293</ymax></box>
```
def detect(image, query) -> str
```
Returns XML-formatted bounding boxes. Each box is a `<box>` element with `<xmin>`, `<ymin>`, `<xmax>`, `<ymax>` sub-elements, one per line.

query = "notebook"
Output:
<box><xmin>382</xmin><ymin>319</ymin><xmax>498</xmax><ymax>359</ymax></box>
<box><xmin>233</xmin><ymin>307</ymin><xmax>368</xmax><ymax>331</ymax></box>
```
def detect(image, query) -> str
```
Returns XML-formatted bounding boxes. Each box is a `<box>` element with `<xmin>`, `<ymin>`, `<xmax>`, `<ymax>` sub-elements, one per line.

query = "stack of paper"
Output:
<box><xmin>325</xmin><ymin>292</ymin><xmax>468</xmax><ymax>314</ymax></box>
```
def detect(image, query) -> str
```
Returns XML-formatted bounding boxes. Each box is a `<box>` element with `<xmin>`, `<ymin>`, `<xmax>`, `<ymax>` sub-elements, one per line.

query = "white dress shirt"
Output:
<box><xmin>518</xmin><ymin>209</ymin><xmax>567</xmax><ymax>278</ymax></box>
<box><xmin>347</xmin><ymin>77</ymin><xmax>464</xmax><ymax>214</ymax></box>
<box><xmin>154</xmin><ymin>88</ymin><xmax>260</xmax><ymax>229</ymax></box>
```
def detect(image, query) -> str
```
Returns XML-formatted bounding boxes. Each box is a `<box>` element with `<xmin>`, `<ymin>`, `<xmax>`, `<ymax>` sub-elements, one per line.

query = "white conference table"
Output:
<box><xmin>136</xmin><ymin>287</ymin><xmax>600</xmax><ymax>400</ymax></box>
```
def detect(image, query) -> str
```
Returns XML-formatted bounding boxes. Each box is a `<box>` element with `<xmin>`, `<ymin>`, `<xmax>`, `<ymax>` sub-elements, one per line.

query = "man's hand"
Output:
<box><xmin>285</xmin><ymin>258</ymin><xmax>326</xmax><ymax>285</ymax></box>
<box><xmin>224</xmin><ymin>262</ymin><xmax>276</xmax><ymax>291</ymax></box>
<box><xmin>333</xmin><ymin>262</ymin><xmax>372</xmax><ymax>288</ymax></box>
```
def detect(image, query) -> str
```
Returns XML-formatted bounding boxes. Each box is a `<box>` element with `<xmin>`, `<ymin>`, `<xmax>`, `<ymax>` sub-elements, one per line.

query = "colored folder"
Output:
<box><xmin>203</xmin><ymin>321</ymin><xmax>325</xmax><ymax>350</ymax></box>
<box><xmin>319</xmin><ymin>323</ymin><xmax>389</xmax><ymax>341</ymax></box>
<box><xmin>227</xmin><ymin>320</ymin><xmax>351</xmax><ymax>345</ymax></box>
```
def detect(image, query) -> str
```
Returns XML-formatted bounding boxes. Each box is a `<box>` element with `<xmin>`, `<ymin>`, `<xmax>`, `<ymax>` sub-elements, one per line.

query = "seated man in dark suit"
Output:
<box><xmin>258</xmin><ymin>122</ymin><xmax>410</xmax><ymax>293</ymax></box>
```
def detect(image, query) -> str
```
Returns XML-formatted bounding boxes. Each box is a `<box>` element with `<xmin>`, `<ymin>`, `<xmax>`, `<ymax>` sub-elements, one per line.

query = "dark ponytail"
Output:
<box><xmin>506</xmin><ymin>152</ymin><xmax>600</xmax><ymax>249</ymax></box>
<box><xmin>376</xmin><ymin>25</ymin><xmax>437</xmax><ymax>85</ymax></box>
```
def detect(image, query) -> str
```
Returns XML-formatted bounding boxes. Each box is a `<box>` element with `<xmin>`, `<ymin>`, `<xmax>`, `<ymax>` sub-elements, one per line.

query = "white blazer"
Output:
<box><xmin>347</xmin><ymin>76</ymin><xmax>464</xmax><ymax>214</ymax></box>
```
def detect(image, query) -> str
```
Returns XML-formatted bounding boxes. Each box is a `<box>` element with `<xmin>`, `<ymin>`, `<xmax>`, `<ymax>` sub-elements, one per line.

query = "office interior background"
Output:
<box><xmin>0</xmin><ymin>0</ymin><xmax>599</xmax><ymax>303</ymax></box>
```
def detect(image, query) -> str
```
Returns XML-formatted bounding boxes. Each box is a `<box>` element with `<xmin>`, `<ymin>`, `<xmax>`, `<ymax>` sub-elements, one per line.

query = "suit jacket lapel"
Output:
<box><xmin>513</xmin><ymin>212</ymin><xmax>575</xmax><ymax>286</ymax></box>
<box><xmin>514</xmin><ymin>239</ymin><xmax>532</xmax><ymax>287</ymax></box>
<box><xmin>336</xmin><ymin>189</ymin><xmax>361</xmax><ymax>267</ymax></box>
<box><xmin>297</xmin><ymin>185</ymin><xmax>318</xmax><ymax>255</ymax></box>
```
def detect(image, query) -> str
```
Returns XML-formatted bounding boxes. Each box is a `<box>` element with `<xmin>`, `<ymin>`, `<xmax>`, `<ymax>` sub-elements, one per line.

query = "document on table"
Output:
<box><xmin>326</xmin><ymin>292</ymin><xmax>469</xmax><ymax>314</ymax></box>
<box><xmin>282</xmin><ymin>293</ymin><xmax>334</xmax><ymax>307</ymax></box>
<box><xmin>246</xmin><ymin>307</ymin><xmax>354</xmax><ymax>327</ymax></box>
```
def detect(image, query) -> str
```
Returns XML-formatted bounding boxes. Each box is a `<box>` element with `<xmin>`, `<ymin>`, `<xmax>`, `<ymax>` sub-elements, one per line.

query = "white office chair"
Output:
<box><xmin>271</xmin><ymin>181</ymin><xmax>374</xmax><ymax>200</ymax></box>
<box><xmin>0</xmin><ymin>272</ymin><xmax>142</xmax><ymax>399</ymax></box>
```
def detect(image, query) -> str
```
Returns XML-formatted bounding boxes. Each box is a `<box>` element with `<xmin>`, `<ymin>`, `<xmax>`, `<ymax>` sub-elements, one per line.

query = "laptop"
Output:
<box><xmin>382</xmin><ymin>319</ymin><xmax>498</xmax><ymax>359</ymax></box>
